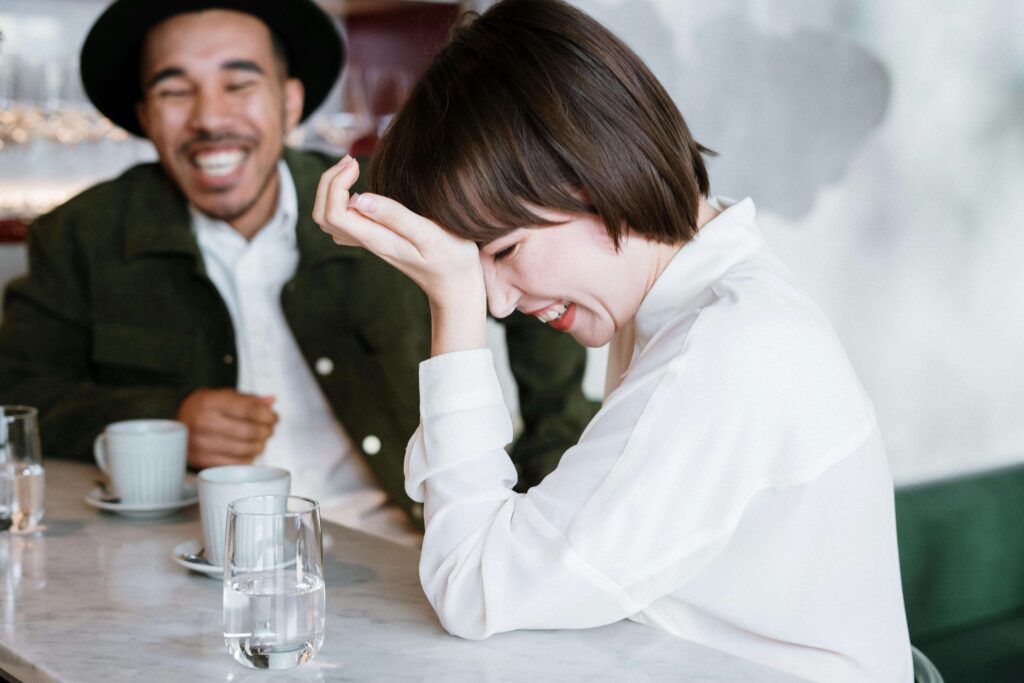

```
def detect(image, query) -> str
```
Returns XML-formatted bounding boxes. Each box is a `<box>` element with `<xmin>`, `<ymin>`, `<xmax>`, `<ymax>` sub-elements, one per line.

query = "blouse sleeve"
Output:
<box><xmin>405</xmin><ymin>300</ymin><xmax>876</xmax><ymax>639</ymax></box>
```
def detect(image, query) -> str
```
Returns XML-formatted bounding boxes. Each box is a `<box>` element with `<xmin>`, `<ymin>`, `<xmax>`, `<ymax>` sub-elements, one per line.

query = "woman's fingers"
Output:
<box><xmin>350</xmin><ymin>192</ymin><xmax>441</xmax><ymax>252</ymax></box>
<box><xmin>315</xmin><ymin>158</ymin><xmax>370</xmax><ymax>248</ymax></box>
<box><xmin>322</xmin><ymin>159</ymin><xmax>362</xmax><ymax>228</ymax></box>
<box><xmin>325</xmin><ymin>201</ymin><xmax>422</xmax><ymax>263</ymax></box>
<box><xmin>314</xmin><ymin>162</ymin><xmax>483</xmax><ymax>308</ymax></box>
<box><xmin>313</xmin><ymin>155</ymin><xmax>360</xmax><ymax>227</ymax></box>
<box><xmin>348</xmin><ymin>193</ymin><xmax>483</xmax><ymax>284</ymax></box>
<box><xmin>315</xmin><ymin>157</ymin><xmax>444</xmax><ymax>256</ymax></box>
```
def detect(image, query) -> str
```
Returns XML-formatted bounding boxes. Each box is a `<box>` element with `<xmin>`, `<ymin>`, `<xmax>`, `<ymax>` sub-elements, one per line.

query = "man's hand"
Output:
<box><xmin>176</xmin><ymin>389</ymin><xmax>278</xmax><ymax>469</ymax></box>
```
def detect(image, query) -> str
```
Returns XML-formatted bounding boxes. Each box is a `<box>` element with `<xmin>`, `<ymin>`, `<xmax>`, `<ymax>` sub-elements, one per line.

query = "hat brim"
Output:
<box><xmin>80</xmin><ymin>0</ymin><xmax>344</xmax><ymax>137</ymax></box>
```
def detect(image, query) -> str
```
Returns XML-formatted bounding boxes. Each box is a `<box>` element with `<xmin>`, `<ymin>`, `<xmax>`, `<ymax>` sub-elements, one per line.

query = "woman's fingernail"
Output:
<box><xmin>353</xmin><ymin>194</ymin><xmax>376</xmax><ymax>213</ymax></box>
<box><xmin>340</xmin><ymin>155</ymin><xmax>354</xmax><ymax>167</ymax></box>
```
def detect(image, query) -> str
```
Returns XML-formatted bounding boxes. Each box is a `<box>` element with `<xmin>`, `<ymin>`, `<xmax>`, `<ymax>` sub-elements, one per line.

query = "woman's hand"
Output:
<box><xmin>313</xmin><ymin>156</ymin><xmax>487</xmax><ymax>355</ymax></box>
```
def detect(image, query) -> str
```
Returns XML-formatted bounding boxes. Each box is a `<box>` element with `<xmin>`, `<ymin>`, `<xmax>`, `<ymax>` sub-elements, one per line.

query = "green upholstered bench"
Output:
<box><xmin>896</xmin><ymin>463</ymin><xmax>1024</xmax><ymax>682</ymax></box>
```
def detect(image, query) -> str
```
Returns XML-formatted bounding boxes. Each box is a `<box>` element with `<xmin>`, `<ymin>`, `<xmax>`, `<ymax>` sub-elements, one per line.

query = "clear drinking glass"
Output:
<box><xmin>223</xmin><ymin>495</ymin><xmax>325</xmax><ymax>670</ymax></box>
<box><xmin>0</xmin><ymin>406</ymin><xmax>44</xmax><ymax>533</ymax></box>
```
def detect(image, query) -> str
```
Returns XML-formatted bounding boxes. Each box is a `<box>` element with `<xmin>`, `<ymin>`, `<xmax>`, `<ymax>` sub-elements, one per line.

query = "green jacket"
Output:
<box><xmin>0</xmin><ymin>148</ymin><xmax>596</xmax><ymax>524</ymax></box>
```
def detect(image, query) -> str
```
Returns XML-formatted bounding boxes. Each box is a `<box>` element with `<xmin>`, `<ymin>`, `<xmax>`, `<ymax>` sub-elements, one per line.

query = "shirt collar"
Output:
<box><xmin>632</xmin><ymin>197</ymin><xmax>763</xmax><ymax>352</ymax></box>
<box><xmin>189</xmin><ymin>159</ymin><xmax>298</xmax><ymax>249</ymax></box>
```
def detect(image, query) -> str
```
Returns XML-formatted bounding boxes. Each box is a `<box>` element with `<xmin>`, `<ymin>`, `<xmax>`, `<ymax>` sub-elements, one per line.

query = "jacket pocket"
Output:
<box><xmin>92</xmin><ymin>323</ymin><xmax>191</xmax><ymax>380</ymax></box>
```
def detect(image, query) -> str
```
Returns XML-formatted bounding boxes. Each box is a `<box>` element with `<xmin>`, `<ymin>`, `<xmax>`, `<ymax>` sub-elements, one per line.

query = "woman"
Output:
<box><xmin>314</xmin><ymin>0</ymin><xmax>912</xmax><ymax>680</ymax></box>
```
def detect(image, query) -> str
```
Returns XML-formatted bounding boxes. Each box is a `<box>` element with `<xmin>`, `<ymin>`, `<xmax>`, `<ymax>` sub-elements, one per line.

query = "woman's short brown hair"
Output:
<box><xmin>368</xmin><ymin>0</ymin><xmax>712</xmax><ymax>247</ymax></box>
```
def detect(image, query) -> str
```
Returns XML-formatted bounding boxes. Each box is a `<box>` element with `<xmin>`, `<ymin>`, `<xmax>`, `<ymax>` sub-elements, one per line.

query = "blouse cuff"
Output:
<box><xmin>406</xmin><ymin>349</ymin><xmax>515</xmax><ymax>502</ymax></box>
<box><xmin>418</xmin><ymin>348</ymin><xmax>506</xmax><ymax>418</ymax></box>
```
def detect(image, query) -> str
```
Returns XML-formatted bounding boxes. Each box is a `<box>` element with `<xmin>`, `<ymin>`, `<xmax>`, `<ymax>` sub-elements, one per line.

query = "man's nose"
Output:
<box><xmin>188</xmin><ymin>88</ymin><xmax>231</xmax><ymax>130</ymax></box>
<box><xmin>482</xmin><ymin>260</ymin><xmax>519</xmax><ymax>319</ymax></box>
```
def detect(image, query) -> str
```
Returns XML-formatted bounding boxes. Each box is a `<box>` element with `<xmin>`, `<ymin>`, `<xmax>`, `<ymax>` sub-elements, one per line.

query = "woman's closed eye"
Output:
<box><xmin>492</xmin><ymin>243</ymin><xmax>519</xmax><ymax>263</ymax></box>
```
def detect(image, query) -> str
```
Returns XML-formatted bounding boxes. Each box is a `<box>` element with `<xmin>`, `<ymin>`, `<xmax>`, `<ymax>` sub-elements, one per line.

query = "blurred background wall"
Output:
<box><xmin>0</xmin><ymin>0</ymin><xmax>155</xmax><ymax>286</ymax></box>
<box><xmin>2</xmin><ymin>0</ymin><xmax>1022</xmax><ymax>484</ymax></box>
<box><xmin>555</xmin><ymin>0</ymin><xmax>1024</xmax><ymax>485</ymax></box>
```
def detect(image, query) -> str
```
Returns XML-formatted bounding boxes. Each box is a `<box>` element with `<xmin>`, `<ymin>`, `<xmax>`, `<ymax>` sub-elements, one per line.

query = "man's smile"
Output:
<box><xmin>191</xmin><ymin>148</ymin><xmax>248</xmax><ymax>177</ymax></box>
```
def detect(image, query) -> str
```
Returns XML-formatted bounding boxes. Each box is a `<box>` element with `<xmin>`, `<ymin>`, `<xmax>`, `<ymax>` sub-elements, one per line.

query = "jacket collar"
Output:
<box><xmin>122</xmin><ymin>164</ymin><xmax>198</xmax><ymax>260</ymax></box>
<box><xmin>123</xmin><ymin>148</ymin><xmax>364</xmax><ymax>266</ymax></box>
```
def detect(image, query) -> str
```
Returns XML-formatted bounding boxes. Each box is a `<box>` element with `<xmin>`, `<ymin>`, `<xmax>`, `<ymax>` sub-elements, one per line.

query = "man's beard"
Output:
<box><xmin>210</xmin><ymin>158</ymin><xmax>280</xmax><ymax>224</ymax></box>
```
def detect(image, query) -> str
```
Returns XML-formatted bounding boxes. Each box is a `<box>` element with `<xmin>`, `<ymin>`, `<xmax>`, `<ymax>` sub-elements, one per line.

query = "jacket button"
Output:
<box><xmin>315</xmin><ymin>357</ymin><xmax>334</xmax><ymax>376</ymax></box>
<box><xmin>361</xmin><ymin>435</ymin><xmax>381</xmax><ymax>456</ymax></box>
<box><xmin>223</xmin><ymin>354</ymin><xmax>234</xmax><ymax>365</ymax></box>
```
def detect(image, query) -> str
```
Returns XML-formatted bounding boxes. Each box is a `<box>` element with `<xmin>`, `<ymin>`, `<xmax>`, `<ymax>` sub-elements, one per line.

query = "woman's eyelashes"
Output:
<box><xmin>492</xmin><ymin>243</ymin><xmax>519</xmax><ymax>263</ymax></box>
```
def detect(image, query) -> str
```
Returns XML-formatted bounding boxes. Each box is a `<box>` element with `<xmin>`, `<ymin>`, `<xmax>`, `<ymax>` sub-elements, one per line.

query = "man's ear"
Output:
<box><xmin>283</xmin><ymin>77</ymin><xmax>304</xmax><ymax>132</ymax></box>
<box><xmin>135</xmin><ymin>101</ymin><xmax>150</xmax><ymax>138</ymax></box>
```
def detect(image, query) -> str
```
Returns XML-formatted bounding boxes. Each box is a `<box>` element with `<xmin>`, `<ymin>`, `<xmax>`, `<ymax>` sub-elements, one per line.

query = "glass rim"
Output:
<box><xmin>226</xmin><ymin>494</ymin><xmax>319</xmax><ymax>517</ymax></box>
<box><xmin>0</xmin><ymin>405</ymin><xmax>38</xmax><ymax>421</ymax></box>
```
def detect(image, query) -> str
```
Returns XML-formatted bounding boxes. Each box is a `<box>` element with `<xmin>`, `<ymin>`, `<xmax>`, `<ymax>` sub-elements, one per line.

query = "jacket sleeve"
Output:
<box><xmin>0</xmin><ymin>213</ymin><xmax>190</xmax><ymax>462</ymax></box>
<box><xmin>498</xmin><ymin>311</ymin><xmax>599</xmax><ymax>490</ymax></box>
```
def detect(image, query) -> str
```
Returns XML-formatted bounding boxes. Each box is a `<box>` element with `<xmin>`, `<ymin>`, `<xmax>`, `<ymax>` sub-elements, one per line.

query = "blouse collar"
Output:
<box><xmin>632</xmin><ymin>197</ymin><xmax>763</xmax><ymax>353</ymax></box>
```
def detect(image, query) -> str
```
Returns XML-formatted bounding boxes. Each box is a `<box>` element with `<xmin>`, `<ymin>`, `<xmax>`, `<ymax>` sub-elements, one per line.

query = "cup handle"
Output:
<box><xmin>93</xmin><ymin>433</ymin><xmax>110</xmax><ymax>475</ymax></box>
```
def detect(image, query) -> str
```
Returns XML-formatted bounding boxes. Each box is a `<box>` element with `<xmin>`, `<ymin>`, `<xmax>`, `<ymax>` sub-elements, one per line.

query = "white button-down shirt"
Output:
<box><xmin>191</xmin><ymin>162</ymin><xmax>418</xmax><ymax>545</ymax></box>
<box><xmin>406</xmin><ymin>198</ymin><xmax>912</xmax><ymax>682</ymax></box>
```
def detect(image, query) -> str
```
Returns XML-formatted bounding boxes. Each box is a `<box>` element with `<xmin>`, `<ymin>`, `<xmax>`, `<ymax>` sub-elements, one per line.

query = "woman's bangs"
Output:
<box><xmin>428</xmin><ymin>165</ymin><xmax>550</xmax><ymax>245</ymax></box>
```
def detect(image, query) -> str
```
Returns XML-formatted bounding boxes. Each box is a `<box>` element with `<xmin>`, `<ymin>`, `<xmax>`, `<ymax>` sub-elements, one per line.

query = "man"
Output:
<box><xmin>0</xmin><ymin>0</ymin><xmax>594</xmax><ymax>540</ymax></box>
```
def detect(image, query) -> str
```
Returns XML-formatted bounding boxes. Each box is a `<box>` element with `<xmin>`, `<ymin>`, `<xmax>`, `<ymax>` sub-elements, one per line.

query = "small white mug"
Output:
<box><xmin>94</xmin><ymin>419</ymin><xmax>188</xmax><ymax>505</ymax></box>
<box><xmin>198</xmin><ymin>465</ymin><xmax>291</xmax><ymax>567</ymax></box>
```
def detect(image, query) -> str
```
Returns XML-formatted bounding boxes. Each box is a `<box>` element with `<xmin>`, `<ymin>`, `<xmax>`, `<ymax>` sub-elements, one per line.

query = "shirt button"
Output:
<box><xmin>223</xmin><ymin>354</ymin><xmax>234</xmax><ymax>365</ymax></box>
<box><xmin>411</xmin><ymin>503</ymin><xmax>423</xmax><ymax>521</ymax></box>
<box><xmin>315</xmin><ymin>357</ymin><xmax>334</xmax><ymax>376</ymax></box>
<box><xmin>361</xmin><ymin>435</ymin><xmax>381</xmax><ymax>456</ymax></box>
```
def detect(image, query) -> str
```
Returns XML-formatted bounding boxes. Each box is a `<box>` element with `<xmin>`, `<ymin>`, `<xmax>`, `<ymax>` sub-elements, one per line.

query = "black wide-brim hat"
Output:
<box><xmin>80</xmin><ymin>0</ymin><xmax>344</xmax><ymax>137</ymax></box>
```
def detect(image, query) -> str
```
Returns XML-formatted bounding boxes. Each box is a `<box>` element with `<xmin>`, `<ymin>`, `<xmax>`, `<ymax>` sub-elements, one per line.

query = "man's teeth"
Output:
<box><xmin>536</xmin><ymin>301</ymin><xmax>569</xmax><ymax>323</ymax></box>
<box><xmin>194</xmin><ymin>150</ymin><xmax>246</xmax><ymax>177</ymax></box>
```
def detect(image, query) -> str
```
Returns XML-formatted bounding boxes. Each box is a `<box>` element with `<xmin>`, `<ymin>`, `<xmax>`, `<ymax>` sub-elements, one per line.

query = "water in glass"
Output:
<box><xmin>1</xmin><ymin>406</ymin><xmax>44</xmax><ymax>532</ymax></box>
<box><xmin>224</xmin><ymin>570</ymin><xmax>326</xmax><ymax>669</ymax></box>
<box><xmin>0</xmin><ymin>463</ymin><xmax>45</xmax><ymax>532</ymax></box>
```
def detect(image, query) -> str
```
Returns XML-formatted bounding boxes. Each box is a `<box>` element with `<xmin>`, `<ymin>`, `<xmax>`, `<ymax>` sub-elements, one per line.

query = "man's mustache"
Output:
<box><xmin>178</xmin><ymin>131</ymin><xmax>259</xmax><ymax>155</ymax></box>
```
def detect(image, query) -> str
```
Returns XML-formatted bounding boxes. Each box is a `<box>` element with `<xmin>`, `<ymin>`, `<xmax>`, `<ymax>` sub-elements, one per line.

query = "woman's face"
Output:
<box><xmin>479</xmin><ymin>209</ymin><xmax>659</xmax><ymax>347</ymax></box>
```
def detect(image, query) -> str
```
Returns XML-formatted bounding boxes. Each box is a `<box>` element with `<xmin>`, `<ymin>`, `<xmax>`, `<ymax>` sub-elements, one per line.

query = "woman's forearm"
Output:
<box><xmin>429</xmin><ymin>289</ymin><xmax>488</xmax><ymax>357</ymax></box>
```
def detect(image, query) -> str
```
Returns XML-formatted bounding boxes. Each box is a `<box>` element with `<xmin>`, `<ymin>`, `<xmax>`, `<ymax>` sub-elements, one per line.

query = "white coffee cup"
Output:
<box><xmin>198</xmin><ymin>465</ymin><xmax>290</xmax><ymax>567</ymax></box>
<box><xmin>94</xmin><ymin>419</ymin><xmax>188</xmax><ymax>505</ymax></box>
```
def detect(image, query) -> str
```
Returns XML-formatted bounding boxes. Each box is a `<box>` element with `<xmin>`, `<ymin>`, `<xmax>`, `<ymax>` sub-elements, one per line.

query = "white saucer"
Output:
<box><xmin>172</xmin><ymin>538</ymin><xmax>223</xmax><ymax>578</ymax></box>
<box><xmin>83</xmin><ymin>481</ymin><xmax>198</xmax><ymax>519</ymax></box>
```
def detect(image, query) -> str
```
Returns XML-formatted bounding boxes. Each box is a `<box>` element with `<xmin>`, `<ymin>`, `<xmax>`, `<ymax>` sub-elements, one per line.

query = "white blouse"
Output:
<box><xmin>405</xmin><ymin>198</ymin><xmax>913</xmax><ymax>682</ymax></box>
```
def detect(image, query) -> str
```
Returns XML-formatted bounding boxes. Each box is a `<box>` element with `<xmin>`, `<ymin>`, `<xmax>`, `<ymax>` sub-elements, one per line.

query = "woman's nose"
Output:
<box><xmin>482</xmin><ymin>260</ymin><xmax>519</xmax><ymax>319</ymax></box>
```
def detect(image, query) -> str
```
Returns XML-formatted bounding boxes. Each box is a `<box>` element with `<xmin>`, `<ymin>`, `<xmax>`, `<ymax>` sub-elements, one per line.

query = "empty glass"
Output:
<box><xmin>0</xmin><ymin>406</ymin><xmax>44</xmax><ymax>533</ymax></box>
<box><xmin>223</xmin><ymin>495</ymin><xmax>325</xmax><ymax>670</ymax></box>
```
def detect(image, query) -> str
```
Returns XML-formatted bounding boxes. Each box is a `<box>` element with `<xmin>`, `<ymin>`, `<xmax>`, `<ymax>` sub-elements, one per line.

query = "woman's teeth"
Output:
<box><xmin>194</xmin><ymin>150</ymin><xmax>246</xmax><ymax>177</ymax></box>
<box><xmin>536</xmin><ymin>301</ymin><xmax>569</xmax><ymax>323</ymax></box>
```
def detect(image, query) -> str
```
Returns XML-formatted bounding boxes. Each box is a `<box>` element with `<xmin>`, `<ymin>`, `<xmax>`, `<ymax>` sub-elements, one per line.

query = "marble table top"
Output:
<box><xmin>1</xmin><ymin>461</ymin><xmax>808</xmax><ymax>682</ymax></box>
